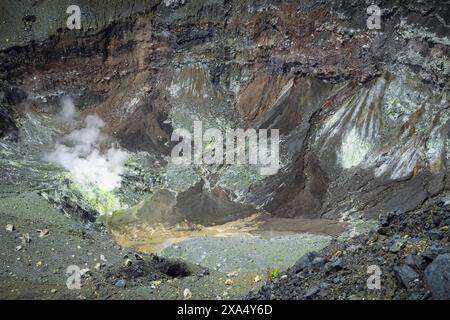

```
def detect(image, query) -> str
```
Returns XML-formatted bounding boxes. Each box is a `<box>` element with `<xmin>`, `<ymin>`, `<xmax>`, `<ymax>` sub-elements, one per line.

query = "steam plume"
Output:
<box><xmin>45</xmin><ymin>97</ymin><xmax>128</xmax><ymax>192</ymax></box>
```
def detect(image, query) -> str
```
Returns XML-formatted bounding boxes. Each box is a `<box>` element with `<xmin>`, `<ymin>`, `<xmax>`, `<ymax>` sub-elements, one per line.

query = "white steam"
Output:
<box><xmin>46</xmin><ymin>97</ymin><xmax>128</xmax><ymax>192</ymax></box>
<box><xmin>57</xmin><ymin>96</ymin><xmax>76</xmax><ymax>122</ymax></box>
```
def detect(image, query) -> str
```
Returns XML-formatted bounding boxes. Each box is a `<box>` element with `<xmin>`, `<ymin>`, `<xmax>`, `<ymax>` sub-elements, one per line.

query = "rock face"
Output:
<box><xmin>0</xmin><ymin>104</ymin><xmax>17</xmax><ymax>141</ymax></box>
<box><xmin>1</xmin><ymin>0</ymin><xmax>448</xmax><ymax>224</ymax></box>
<box><xmin>0</xmin><ymin>85</ymin><xmax>25</xmax><ymax>141</ymax></box>
<box><xmin>109</xmin><ymin>180</ymin><xmax>254</xmax><ymax>228</ymax></box>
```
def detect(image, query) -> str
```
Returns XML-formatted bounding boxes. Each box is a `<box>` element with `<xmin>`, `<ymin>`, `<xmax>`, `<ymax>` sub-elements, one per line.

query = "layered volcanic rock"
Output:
<box><xmin>1</xmin><ymin>1</ymin><xmax>448</xmax><ymax>225</ymax></box>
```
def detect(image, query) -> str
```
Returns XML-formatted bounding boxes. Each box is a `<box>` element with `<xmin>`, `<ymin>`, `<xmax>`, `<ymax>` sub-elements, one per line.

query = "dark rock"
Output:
<box><xmin>431</xmin><ymin>215</ymin><xmax>441</xmax><ymax>226</ymax></box>
<box><xmin>127</xmin><ymin>262</ymin><xmax>145</xmax><ymax>278</ymax></box>
<box><xmin>0</xmin><ymin>103</ymin><xmax>18</xmax><ymax>141</ymax></box>
<box><xmin>379</xmin><ymin>212</ymin><xmax>393</xmax><ymax>227</ymax></box>
<box><xmin>407</xmin><ymin>292</ymin><xmax>421</xmax><ymax>300</ymax></box>
<box><xmin>311</xmin><ymin>257</ymin><xmax>326</xmax><ymax>269</ymax></box>
<box><xmin>370</xmin><ymin>225</ymin><xmax>381</xmax><ymax>234</ymax></box>
<box><xmin>3</xmin><ymin>86</ymin><xmax>26</xmax><ymax>106</ymax></box>
<box><xmin>377</xmin><ymin>227</ymin><xmax>389</xmax><ymax>236</ymax></box>
<box><xmin>304</xmin><ymin>286</ymin><xmax>320</xmax><ymax>299</ymax></box>
<box><xmin>333</xmin><ymin>276</ymin><xmax>344</xmax><ymax>284</ymax></box>
<box><xmin>421</xmin><ymin>245</ymin><xmax>450</xmax><ymax>265</ymax></box>
<box><xmin>405</xmin><ymin>254</ymin><xmax>426</xmax><ymax>271</ymax></box>
<box><xmin>135</xmin><ymin>253</ymin><xmax>143</xmax><ymax>260</ymax></box>
<box><xmin>292</xmin><ymin>252</ymin><xmax>319</xmax><ymax>273</ymax></box>
<box><xmin>394</xmin><ymin>265</ymin><xmax>419</xmax><ymax>291</ymax></box>
<box><xmin>22</xmin><ymin>15</ymin><xmax>37</xmax><ymax>23</ymax></box>
<box><xmin>156</xmin><ymin>259</ymin><xmax>190</xmax><ymax>277</ymax></box>
<box><xmin>428</xmin><ymin>228</ymin><xmax>443</xmax><ymax>240</ymax></box>
<box><xmin>424</xmin><ymin>253</ymin><xmax>450</xmax><ymax>299</ymax></box>
<box><xmin>319</xmin><ymin>282</ymin><xmax>329</xmax><ymax>289</ymax></box>
<box><xmin>325</xmin><ymin>258</ymin><xmax>343</xmax><ymax>274</ymax></box>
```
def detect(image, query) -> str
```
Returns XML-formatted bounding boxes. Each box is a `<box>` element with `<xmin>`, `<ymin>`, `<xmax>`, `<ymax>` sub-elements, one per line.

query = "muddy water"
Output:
<box><xmin>110</xmin><ymin>212</ymin><xmax>345</xmax><ymax>272</ymax></box>
<box><xmin>110</xmin><ymin>213</ymin><xmax>263</xmax><ymax>253</ymax></box>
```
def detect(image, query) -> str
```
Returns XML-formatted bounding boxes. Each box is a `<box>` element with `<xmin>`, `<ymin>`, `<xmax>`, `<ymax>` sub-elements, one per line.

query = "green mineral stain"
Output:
<box><xmin>69</xmin><ymin>181</ymin><xmax>122</xmax><ymax>217</ymax></box>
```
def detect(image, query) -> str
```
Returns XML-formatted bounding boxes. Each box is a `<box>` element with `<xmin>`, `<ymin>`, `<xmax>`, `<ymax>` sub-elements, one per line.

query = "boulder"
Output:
<box><xmin>394</xmin><ymin>265</ymin><xmax>419</xmax><ymax>291</ymax></box>
<box><xmin>325</xmin><ymin>258</ymin><xmax>344</xmax><ymax>274</ymax></box>
<box><xmin>156</xmin><ymin>259</ymin><xmax>190</xmax><ymax>277</ymax></box>
<box><xmin>424</xmin><ymin>253</ymin><xmax>450</xmax><ymax>299</ymax></box>
<box><xmin>291</xmin><ymin>252</ymin><xmax>320</xmax><ymax>273</ymax></box>
<box><xmin>405</xmin><ymin>254</ymin><xmax>427</xmax><ymax>271</ymax></box>
<box><xmin>428</xmin><ymin>228</ymin><xmax>443</xmax><ymax>241</ymax></box>
<box><xmin>421</xmin><ymin>245</ymin><xmax>450</xmax><ymax>265</ymax></box>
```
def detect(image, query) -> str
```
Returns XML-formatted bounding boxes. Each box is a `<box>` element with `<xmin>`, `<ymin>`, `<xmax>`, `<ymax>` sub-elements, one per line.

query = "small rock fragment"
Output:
<box><xmin>304</xmin><ymin>286</ymin><xmax>320</xmax><ymax>299</ymax></box>
<box><xmin>428</xmin><ymin>228</ymin><xmax>443</xmax><ymax>241</ymax></box>
<box><xmin>114</xmin><ymin>279</ymin><xmax>126</xmax><ymax>288</ymax></box>
<box><xmin>20</xmin><ymin>233</ymin><xmax>31</xmax><ymax>244</ymax></box>
<box><xmin>379</xmin><ymin>212</ymin><xmax>393</xmax><ymax>227</ymax></box>
<box><xmin>79</xmin><ymin>269</ymin><xmax>90</xmax><ymax>276</ymax></box>
<box><xmin>311</xmin><ymin>257</ymin><xmax>326</xmax><ymax>269</ymax></box>
<box><xmin>325</xmin><ymin>258</ymin><xmax>343</xmax><ymax>274</ymax></box>
<box><xmin>394</xmin><ymin>265</ymin><xmax>419</xmax><ymax>290</ymax></box>
<box><xmin>405</xmin><ymin>254</ymin><xmax>426</xmax><ymax>270</ymax></box>
<box><xmin>226</xmin><ymin>271</ymin><xmax>238</xmax><ymax>277</ymax></box>
<box><xmin>124</xmin><ymin>259</ymin><xmax>132</xmax><ymax>267</ymax></box>
<box><xmin>6</xmin><ymin>224</ymin><xmax>14</xmax><ymax>232</ymax></box>
<box><xmin>152</xmin><ymin>280</ymin><xmax>162</xmax><ymax>286</ymax></box>
<box><xmin>367</xmin><ymin>233</ymin><xmax>378</xmax><ymax>245</ymax></box>
<box><xmin>38</xmin><ymin>228</ymin><xmax>49</xmax><ymax>238</ymax></box>
<box><xmin>292</xmin><ymin>252</ymin><xmax>319</xmax><ymax>273</ymax></box>
<box><xmin>183</xmin><ymin>288</ymin><xmax>192</xmax><ymax>299</ymax></box>
<box><xmin>389</xmin><ymin>240</ymin><xmax>404</xmax><ymax>253</ymax></box>
<box><xmin>135</xmin><ymin>253</ymin><xmax>143</xmax><ymax>260</ymax></box>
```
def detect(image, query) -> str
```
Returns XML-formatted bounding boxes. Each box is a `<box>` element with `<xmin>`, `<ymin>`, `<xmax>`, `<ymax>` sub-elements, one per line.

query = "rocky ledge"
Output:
<box><xmin>249</xmin><ymin>199</ymin><xmax>450</xmax><ymax>300</ymax></box>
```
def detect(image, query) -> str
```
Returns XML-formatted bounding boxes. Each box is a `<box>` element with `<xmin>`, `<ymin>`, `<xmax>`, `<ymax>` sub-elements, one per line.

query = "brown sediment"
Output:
<box><xmin>110</xmin><ymin>213</ymin><xmax>263</xmax><ymax>253</ymax></box>
<box><xmin>110</xmin><ymin>212</ymin><xmax>346</xmax><ymax>253</ymax></box>
<box><xmin>256</xmin><ymin>217</ymin><xmax>346</xmax><ymax>237</ymax></box>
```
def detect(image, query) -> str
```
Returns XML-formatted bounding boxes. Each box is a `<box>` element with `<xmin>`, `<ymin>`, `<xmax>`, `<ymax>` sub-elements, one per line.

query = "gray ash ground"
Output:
<box><xmin>248</xmin><ymin>200</ymin><xmax>450</xmax><ymax>300</ymax></box>
<box><xmin>160</xmin><ymin>233</ymin><xmax>332</xmax><ymax>273</ymax></box>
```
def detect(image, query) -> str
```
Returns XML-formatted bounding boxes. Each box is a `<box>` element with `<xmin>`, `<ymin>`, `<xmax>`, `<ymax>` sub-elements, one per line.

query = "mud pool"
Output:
<box><xmin>111</xmin><ymin>217</ymin><xmax>334</xmax><ymax>273</ymax></box>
